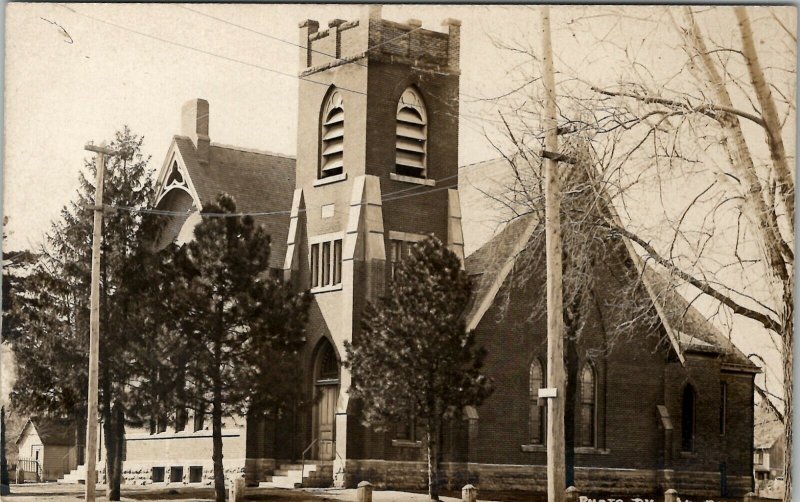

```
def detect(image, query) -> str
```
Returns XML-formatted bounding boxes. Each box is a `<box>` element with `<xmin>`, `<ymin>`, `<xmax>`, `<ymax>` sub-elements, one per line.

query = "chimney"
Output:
<box><xmin>181</xmin><ymin>99</ymin><xmax>210</xmax><ymax>166</ymax></box>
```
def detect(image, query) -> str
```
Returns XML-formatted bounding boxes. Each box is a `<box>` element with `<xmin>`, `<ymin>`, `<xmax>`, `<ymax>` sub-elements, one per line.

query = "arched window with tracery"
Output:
<box><xmin>395</xmin><ymin>87</ymin><xmax>427</xmax><ymax>178</ymax></box>
<box><xmin>681</xmin><ymin>384</ymin><xmax>696</xmax><ymax>452</ymax></box>
<box><xmin>580</xmin><ymin>363</ymin><xmax>596</xmax><ymax>447</ymax></box>
<box><xmin>320</xmin><ymin>90</ymin><xmax>344</xmax><ymax>178</ymax></box>
<box><xmin>529</xmin><ymin>359</ymin><xmax>545</xmax><ymax>445</ymax></box>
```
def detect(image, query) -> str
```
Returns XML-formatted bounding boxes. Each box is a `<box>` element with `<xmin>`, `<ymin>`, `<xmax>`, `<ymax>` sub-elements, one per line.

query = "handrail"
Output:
<box><xmin>300</xmin><ymin>438</ymin><xmax>318</xmax><ymax>482</ymax></box>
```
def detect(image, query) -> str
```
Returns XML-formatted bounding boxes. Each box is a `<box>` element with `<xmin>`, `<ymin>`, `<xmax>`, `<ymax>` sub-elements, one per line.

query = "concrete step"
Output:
<box><xmin>58</xmin><ymin>466</ymin><xmax>87</xmax><ymax>484</ymax></box>
<box><xmin>259</xmin><ymin>461</ymin><xmax>333</xmax><ymax>489</ymax></box>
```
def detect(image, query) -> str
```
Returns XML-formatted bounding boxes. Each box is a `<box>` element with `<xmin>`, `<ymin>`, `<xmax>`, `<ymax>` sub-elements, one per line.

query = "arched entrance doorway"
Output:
<box><xmin>313</xmin><ymin>339</ymin><xmax>339</xmax><ymax>460</ymax></box>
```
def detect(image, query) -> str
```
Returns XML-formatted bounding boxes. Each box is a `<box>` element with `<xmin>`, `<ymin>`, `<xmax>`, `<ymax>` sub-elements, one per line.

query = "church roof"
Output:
<box><xmin>172</xmin><ymin>136</ymin><xmax>295</xmax><ymax>269</ymax></box>
<box><xmin>463</xmin><ymin>159</ymin><xmax>756</xmax><ymax>372</ymax></box>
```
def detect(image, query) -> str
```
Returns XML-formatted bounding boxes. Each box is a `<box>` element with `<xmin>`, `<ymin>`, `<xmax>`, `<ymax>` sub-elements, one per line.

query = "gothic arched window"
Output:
<box><xmin>396</xmin><ymin>87</ymin><xmax>427</xmax><ymax>178</ymax></box>
<box><xmin>681</xmin><ymin>384</ymin><xmax>696</xmax><ymax>452</ymax></box>
<box><xmin>529</xmin><ymin>359</ymin><xmax>545</xmax><ymax>445</ymax></box>
<box><xmin>580</xmin><ymin>364</ymin><xmax>596</xmax><ymax>447</ymax></box>
<box><xmin>320</xmin><ymin>90</ymin><xmax>344</xmax><ymax>178</ymax></box>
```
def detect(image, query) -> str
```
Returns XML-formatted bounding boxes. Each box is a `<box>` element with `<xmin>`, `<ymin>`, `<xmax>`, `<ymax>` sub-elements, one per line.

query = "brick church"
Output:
<box><xmin>116</xmin><ymin>7</ymin><xmax>758</xmax><ymax>497</ymax></box>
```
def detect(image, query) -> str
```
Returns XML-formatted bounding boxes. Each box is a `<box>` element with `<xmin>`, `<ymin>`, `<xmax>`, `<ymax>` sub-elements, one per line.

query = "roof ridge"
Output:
<box><xmin>211</xmin><ymin>142</ymin><xmax>296</xmax><ymax>160</ymax></box>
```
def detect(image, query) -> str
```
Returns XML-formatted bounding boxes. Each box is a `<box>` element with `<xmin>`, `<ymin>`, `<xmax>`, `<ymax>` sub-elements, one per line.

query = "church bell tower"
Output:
<box><xmin>283</xmin><ymin>6</ymin><xmax>463</xmax><ymax>486</ymax></box>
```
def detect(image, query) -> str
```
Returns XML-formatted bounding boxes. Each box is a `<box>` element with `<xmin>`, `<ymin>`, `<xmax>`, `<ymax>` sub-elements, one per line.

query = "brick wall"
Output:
<box><xmin>468</xmin><ymin>246</ymin><xmax>754</xmax><ymax>494</ymax></box>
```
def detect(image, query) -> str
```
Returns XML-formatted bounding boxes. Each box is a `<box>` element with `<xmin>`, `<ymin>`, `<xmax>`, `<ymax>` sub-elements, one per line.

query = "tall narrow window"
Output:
<box><xmin>580</xmin><ymin>364</ymin><xmax>596</xmax><ymax>447</ymax></box>
<box><xmin>529</xmin><ymin>359</ymin><xmax>545</xmax><ymax>445</ymax></box>
<box><xmin>389</xmin><ymin>239</ymin><xmax>415</xmax><ymax>280</ymax></box>
<box><xmin>396</xmin><ymin>87</ymin><xmax>427</xmax><ymax>178</ymax></box>
<box><xmin>310</xmin><ymin>244</ymin><xmax>320</xmax><ymax>288</ymax></box>
<box><xmin>719</xmin><ymin>381</ymin><xmax>727</xmax><ymax>435</ymax></box>
<box><xmin>320</xmin><ymin>91</ymin><xmax>344</xmax><ymax>178</ymax></box>
<box><xmin>322</xmin><ymin>241</ymin><xmax>331</xmax><ymax>285</ymax></box>
<box><xmin>333</xmin><ymin>240</ymin><xmax>342</xmax><ymax>285</ymax></box>
<box><xmin>310</xmin><ymin>238</ymin><xmax>343</xmax><ymax>290</ymax></box>
<box><xmin>681</xmin><ymin>384</ymin><xmax>696</xmax><ymax>451</ymax></box>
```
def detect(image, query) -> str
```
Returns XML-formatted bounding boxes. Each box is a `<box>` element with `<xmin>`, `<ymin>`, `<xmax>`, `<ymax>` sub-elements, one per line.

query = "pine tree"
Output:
<box><xmin>9</xmin><ymin>127</ymin><xmax>159</xmax><ymax>499</ymax></box>
<box><xmin>172</xmin><ymin>194</ymin><xmax>309</xmax><ymax>502</ymax></box>
<box><xmin>345</xmin><ymin>237</ymin><xmax>492</xmax><ymax>501</ymax></box>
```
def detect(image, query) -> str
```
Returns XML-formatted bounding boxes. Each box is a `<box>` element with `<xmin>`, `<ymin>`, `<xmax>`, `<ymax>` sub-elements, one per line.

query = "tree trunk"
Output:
<box><xmin>782</xmin><ymin>290</ymin><xmax>793</xmax><ymax>501</ymax></box>
<box><xmin>106</xmin><ymin>403</ymin><xmax>124</xmax><ymax>501</ymax></box>
<box><xmin>735</xmin><ymin>6</ymin><xmax>795</xmax><ymax>230</ymax></box>
<box><xmin>426</xmin><ymin>419</ymin><xmax>442</xmax><ymax>501</ymax></box>
<box><xmin>212</xmin><ymin>386</ymin><xmax>225</xmax><ymax>502</ymax></box>
<box><xmin>1</xmin><ymin>407</ymin><xmax>8</xmax><ymax>488</ymax></box>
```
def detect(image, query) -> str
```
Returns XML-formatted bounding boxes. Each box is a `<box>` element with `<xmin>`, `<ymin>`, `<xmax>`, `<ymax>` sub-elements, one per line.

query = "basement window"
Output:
<box><xmin>189</xmin><ymin>466</ymin><xmax>203</xmax><ymax>483</ymax></box>
<box><xmin>151</xmin><ymin>467</ymin><xmax>165</xmax><ymax>483</ymax></box>
<box><xmin>170</xmin><ymin>466</ymin><xmax>183</xmax><ymax>483</ymax></box>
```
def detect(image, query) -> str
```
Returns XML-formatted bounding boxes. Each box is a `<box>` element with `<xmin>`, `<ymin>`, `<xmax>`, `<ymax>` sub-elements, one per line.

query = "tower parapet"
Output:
<box><xmin>298</xmin><ymin>8</ymin><xmax>461</xmax><ymax>76</ymax></box>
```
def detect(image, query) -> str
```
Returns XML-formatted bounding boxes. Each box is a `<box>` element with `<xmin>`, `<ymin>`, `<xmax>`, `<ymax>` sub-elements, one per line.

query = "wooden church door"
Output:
<box><xmin>317</xmin><ymin>385</ymin><xmax>337</xmax><ymax>460</ymax></box>
<box><xmin>313</xmin><ymin>339</ymin><xmax>339</xmax><ymax>461</ymax></box>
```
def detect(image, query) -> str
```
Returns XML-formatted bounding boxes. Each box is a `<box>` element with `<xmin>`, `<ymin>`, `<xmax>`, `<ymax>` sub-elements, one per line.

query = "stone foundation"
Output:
<box><xmin>342</xmin><ymin>460</ymin><xmax>752</xmax><ymax>497</ymax></box>
<box><xmin>120</xmin><ymin>458</ymin><xmax>246</xmax><ymax>486</ymax></box>
<box><xmin>244</xmin><ymin>458</ymin><xmax>277</xmax><ymax>486</ymax></box>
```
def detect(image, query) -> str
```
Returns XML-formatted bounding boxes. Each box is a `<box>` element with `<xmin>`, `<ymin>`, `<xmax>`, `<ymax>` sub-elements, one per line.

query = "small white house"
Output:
<box><xmin>15</xmin><ymin>417</ymin><xmax>79</xmax><ymax>481</ymax></box>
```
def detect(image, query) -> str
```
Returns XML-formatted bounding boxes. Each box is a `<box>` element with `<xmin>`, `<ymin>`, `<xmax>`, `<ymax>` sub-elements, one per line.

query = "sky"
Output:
<box><xmin>3</xmin><ymin>4</ymin><xmax>796</xmax><ymax>401</ymax></box>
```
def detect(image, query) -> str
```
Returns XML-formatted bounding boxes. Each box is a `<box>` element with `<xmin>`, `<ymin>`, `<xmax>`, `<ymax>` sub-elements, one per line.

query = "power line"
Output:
<box><xmin>57</xmin><ymin>3</ymin><xmax>537</xmax><ymax>137</ymax></box>
<box><xmin>54</xmin><ymin>3</ymin><xmax>367</xmax><ymax>96</ymax></box>
<box><xmin>108</xmin><ymin>178</ymin><xmax>463</xmax><ymax>219</ymax></box>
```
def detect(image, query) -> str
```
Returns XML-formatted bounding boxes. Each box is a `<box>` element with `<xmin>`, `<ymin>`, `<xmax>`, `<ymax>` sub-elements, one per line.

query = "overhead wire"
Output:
<box><xmin>56</xmin><ymin>3</ymin><xmax>537</xmax><ymax>138</ymax></box>
<box><xmin>106</xmin><ymin>176</ymin><xmax>465</xmax><ymax>219</ymax></box>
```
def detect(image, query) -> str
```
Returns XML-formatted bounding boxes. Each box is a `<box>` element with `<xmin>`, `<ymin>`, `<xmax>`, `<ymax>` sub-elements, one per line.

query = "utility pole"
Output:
<box><xmin>84</xmin><ymin>142</ymin><xmax>114</xmax><ymax>502</ymax></box>
<box><xmin>540</xmin><ymin>6</ymin><xmax>566</xmax><ymax>502</ymax></box>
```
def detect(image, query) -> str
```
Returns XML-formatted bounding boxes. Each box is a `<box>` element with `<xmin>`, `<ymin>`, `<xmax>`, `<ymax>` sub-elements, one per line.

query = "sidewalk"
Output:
<box><xmin>1</xmin><ymin>483</ymin><xmax>500</xmax><ymax>502</ymax></box>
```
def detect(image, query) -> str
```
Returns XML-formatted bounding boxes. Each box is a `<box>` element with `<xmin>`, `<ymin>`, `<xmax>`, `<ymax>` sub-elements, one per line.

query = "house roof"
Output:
<box><xmin>15</xmin><ymin>417</ymin><xmax>76</xmax><ymax>446</ymax></box>
<box><xmin>463</xmin><ymin>158</ymin><xmax>757</xmax><ymax>372</ymax></box>
<box><xmin>754</xmin><ymin>400</ymin><xmax>785</xmax><ymax>449</ymax></box>
<box><xmin>170</xmin><ymin>136</ymin><xmax>296</xmax><ymax>269</ymax></box>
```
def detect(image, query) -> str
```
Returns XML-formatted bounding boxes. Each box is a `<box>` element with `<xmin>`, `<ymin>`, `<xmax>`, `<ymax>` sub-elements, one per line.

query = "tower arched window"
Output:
<box><xmin>580</xmin><ymin>363</ymin><xmax>596</xmax><ymax>447</ymax></box>
<box><xmin>529</xmin><ymin>359</ymin><xmax>545</xmax><ymax>445</ymax></box>
<box><xmin>681</xmin><ymin>384</ymin><xmax>696</xmax><ymax>452</ymax></box>
<box><xmin>396</xmin><ymin>87</ymin><xmax>427</xmax><ymax>178</ymax></box>
<box><xmin>320</xmin><ymin>91</ymin><xmax>344</xmax><ymax>178</ymax></box>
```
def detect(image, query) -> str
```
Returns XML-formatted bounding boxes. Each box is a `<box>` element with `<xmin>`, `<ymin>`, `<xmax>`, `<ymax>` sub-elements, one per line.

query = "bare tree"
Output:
<box><xmin>474</xmin><ymin>5</ymin><xmax>793</xmax><ymax>499</ymax></box>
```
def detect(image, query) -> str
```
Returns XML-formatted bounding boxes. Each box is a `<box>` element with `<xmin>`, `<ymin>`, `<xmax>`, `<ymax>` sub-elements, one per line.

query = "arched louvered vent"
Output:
<box><xmin>320</xmin><ymin>91</ymin><xmax>344</xmax><ymax>178</ymax></box>
<box><xmin>396</xmin><ymin>87</ymin><xmax>427</xmax><ymax>177</ymax></box>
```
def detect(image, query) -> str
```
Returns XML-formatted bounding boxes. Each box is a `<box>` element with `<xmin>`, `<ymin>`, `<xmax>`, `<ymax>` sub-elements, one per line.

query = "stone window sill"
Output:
<box><xmin>392</xmin><ymin>439</ymin><xmax>423</xmax><ymax>448</ymax></box>
<box><xmin>680</xmin><ymin>450</ymin><xmax>697</xmax><ymax>459</ymax></box>
<box><xmin>311</xmin><ymin>284</ymin><xmax>343</xmax><ymax>294</ymax></box>
<box><xmin>521</xmin><ymin>444</ymin><xmax>546</xmax><ymax>453</ymax></box>
<box><xmin>390</xmin><ymin>173</ymin><xmax>435</xmax><ymax>186</ymax></box>
<box><xmin>575</xmin><ymin>447</ymin><xmax>611</xmax><ymax>455</ymax></box>
<box><xmin>314</xmin><ymin>173</ymin><xmax>347</xmax><ymax>187</ymax></box>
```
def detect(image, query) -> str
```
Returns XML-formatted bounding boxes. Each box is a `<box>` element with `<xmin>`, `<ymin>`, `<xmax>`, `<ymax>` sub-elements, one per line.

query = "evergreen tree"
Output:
<box><xmin>172</xmin><ymin>194</ymin><xmax>309</xmax><ymax>502</ymax></box>
<box><xmin>9</xmin><ymin>127</ymin><xmax>158</xmax><ymax>499</ymax></box>
<box><xmin>345</xmin><ymin>237</ymin><xmax>492</xmax><ymax>501</ymax></box>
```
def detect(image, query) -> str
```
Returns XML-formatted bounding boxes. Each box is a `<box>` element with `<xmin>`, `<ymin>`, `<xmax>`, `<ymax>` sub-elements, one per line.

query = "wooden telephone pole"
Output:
<box><xmin>540</xmin><ymin>7</ymin><xmax>566</xmax><ymax>502</ymax></box>
<box><xmin>84</xmin><ymin>142</ymin><xmax>114</xmax><ymax>502</ymax></box>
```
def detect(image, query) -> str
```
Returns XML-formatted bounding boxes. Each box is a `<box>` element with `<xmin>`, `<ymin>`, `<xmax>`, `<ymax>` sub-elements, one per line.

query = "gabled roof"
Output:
<box><xmin>167</xmin><ymin>136</ymin><xmax>296</xmax><ymax>269</ymax></box>
<box><xmin>754</xmin><ymin>400</ymin><xmax>784</xmax><ymax>449</ymax></box>
<box><xmin>16</xmin><ymin>417</ymin><xmax>76</xmax><ymax>446</ymax></box>
<box><xmin>462</xmin><ymin>158</ymin><xmax>756</xmax><ymax>372</ymax></box>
